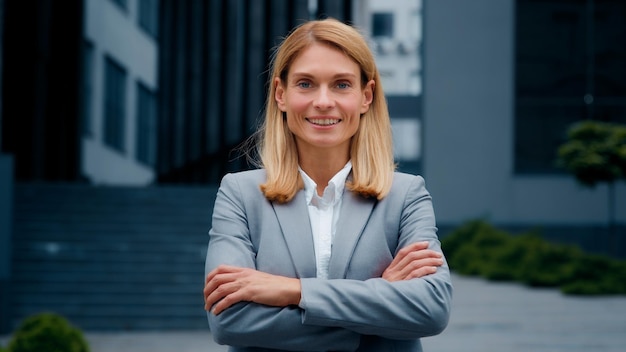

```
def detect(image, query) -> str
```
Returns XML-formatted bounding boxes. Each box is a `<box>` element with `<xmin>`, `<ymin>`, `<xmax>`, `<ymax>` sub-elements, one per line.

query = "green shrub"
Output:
<box><xmin>443</xmin><ymin>219</ymin><xmax>512</xmax><ymax>277</ymax></box>
<box><xmin>562</xmin><ymin>256</ymin><xmax>626</xmax><ymax>295</ymax></box>
<box><xmin>8</xmin><ymin>312</ymin><xmax>89</xmax><ymax>352</ymax></box>
<box><xmin>481</xmin><ymin>234</ymin><xmax>534</xmax><ymax>282</ymax></box>
<box><xmin>442</xmin><ymin>219</ymin><xmax>626</xmax><ymax>295</ymax></box>
<box><xmin>513</xmin><ymin>234</ymin><xmax>582</xmax><ymax>288</ymax></box>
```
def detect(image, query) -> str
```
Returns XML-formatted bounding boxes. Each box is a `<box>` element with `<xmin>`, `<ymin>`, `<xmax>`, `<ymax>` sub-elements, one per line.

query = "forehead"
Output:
<box><xmin>288</xmin><ymin>43</ymin><xmax>360</xmax><ymax>77</ymax></box>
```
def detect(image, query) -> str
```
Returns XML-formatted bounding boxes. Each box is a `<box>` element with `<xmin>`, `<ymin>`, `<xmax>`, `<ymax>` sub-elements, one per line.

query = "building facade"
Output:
<box><xmin>82</xmin><ymin>0</ymin><xmax>159</xmax><ymax>185</ymax></box>
<box><xmin>421</xmin><ymin>0</ymin><xmax>625</xmax><ymax>256</ymax></box>
<box><xmin>1</xmin><ymin>0</ymin><xmax>625</xmax><ymax>334</ymax></box>
<box><xmin>1</xmin><ymin>0</ymin><xmax>624</xmax><ymax>242</ymax></box>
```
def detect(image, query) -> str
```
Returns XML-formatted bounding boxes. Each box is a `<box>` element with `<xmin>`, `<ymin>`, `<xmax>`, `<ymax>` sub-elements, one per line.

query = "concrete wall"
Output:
<box><xmin>422</xmin><ymin>0</ymin><xmax>625</xmax><ymax>228</ymax></box>
<box><xmin>81</xmin><ymin>0</ymin><xmax>157</xmax><ymax>185</ymax></box>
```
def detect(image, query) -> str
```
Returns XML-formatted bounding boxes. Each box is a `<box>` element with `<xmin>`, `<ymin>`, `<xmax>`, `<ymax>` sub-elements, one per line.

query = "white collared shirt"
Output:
<box><xmin>299</xmin><ymin>161</ymin><xmax>352</xmax><ymax>279</ymax></box>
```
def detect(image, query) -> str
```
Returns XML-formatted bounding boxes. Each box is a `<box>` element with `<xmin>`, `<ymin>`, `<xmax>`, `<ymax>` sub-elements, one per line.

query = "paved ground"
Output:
<box><xmin>2</xmin><ymin>273</ymin><xmax>626</xmax><ymax>351</ymax></box>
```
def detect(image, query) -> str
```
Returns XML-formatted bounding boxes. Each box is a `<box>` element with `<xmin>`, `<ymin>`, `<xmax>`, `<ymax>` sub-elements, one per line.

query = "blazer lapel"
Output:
<box><xmin>272</xmin><ymin>191</ymin><xmax>317</xmax><ymax>278</ymax></box>
<box><xmin>328</xmin><ymin>190</ymin><xmax>376</xmax><ymax>279</ymax></box>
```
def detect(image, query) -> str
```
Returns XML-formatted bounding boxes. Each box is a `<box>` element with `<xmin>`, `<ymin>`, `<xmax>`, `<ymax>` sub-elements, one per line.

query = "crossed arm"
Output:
<box><xmin>204</xmin><ymin>241</ymin><xmax>443</xmax><ymax>315</ymax></box>
<box><xmin>203</xmin><ymin>173</ymin><xmax>452</xmax><ymax>350</ymax></box>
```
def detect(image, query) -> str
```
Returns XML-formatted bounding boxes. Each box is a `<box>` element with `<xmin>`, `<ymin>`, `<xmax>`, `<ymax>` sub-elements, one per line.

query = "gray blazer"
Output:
<box><xmin>205</xmin><ymin>169</ymin><xmax>452</xmax><ymax>352</ymax></box>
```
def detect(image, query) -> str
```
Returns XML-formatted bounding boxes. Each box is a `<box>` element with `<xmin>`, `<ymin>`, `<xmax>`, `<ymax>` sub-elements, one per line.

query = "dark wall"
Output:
<box><xmin>157</xmin><ymin>0</ymin><xmax>353</xmax><ymax>184</ymax></box>
<box><xmin>0</xmin><ymin>0</ymin><xmax>352</xmax><ymax>184</ymax></box>
<box><xmin>0</xmin><ymin>0</ymin><xmax>83</xmax><ymax>181</ymax></box>
<box><xmin>0</xmin><ymin>154</ymin><xmax>12</xmax><ymax>334</ymax></box>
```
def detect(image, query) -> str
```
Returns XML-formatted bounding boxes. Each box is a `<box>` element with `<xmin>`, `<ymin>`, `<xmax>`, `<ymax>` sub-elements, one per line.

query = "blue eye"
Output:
<box><xmin>297</xmin><ymin>81</ymin><xmax>311</xmax><ymax>88</ymax></box>
<box><xmin>337</xmin><ymin>82</ymin><xmax>350</xmax><ymax>89</ymax></box>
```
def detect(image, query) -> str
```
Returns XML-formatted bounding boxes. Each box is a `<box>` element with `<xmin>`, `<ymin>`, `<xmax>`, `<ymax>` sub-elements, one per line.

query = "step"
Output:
<box><xmin>10</xmin><ymin>183</ymin><xmax>220</xmax><ymax>331</ymax></box>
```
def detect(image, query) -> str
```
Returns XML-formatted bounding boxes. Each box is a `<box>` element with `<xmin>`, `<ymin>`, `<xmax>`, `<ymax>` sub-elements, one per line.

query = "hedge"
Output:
<box><xmin>441</xmin><ymin>220</ymin><xmax>626</xmax><ymax>295</ymax></box>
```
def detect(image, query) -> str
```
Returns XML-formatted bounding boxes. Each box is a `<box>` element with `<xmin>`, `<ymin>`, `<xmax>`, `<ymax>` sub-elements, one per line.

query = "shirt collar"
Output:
<box><xmin>299</xmin><ymin>161</ymin><xmax>352</xmax><ymax>208</ymax></box>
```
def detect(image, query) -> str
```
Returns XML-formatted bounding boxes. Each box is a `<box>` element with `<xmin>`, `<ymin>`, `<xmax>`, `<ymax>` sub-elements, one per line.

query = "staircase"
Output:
<box><xmin>9</xmin><ymin>183</ymin><xmax>218</xmax><ymax>331</ymax></box>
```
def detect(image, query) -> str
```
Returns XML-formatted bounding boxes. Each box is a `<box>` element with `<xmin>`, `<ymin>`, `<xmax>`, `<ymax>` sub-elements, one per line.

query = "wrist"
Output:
<box><xmin>290</xmin><ymin>278</ymin><xmax>302</xmax><ymax>305</ymax></box>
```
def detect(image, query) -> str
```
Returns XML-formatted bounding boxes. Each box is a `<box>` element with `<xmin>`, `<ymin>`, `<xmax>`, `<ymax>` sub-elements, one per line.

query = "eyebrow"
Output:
<box><xmin>290</xmin><ymin>72</ymin><xmax>358</xmax><ymax>80</ymax></box>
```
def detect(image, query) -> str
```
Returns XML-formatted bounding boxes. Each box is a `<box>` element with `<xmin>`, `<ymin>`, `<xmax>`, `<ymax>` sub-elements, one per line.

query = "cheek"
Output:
<box><xmin>286</xmin><ymin>96</ymin><xmax>309</xmax><ymax>114</ymax></box>
<box><xmin>340</xmin><ymin>99</ymin><xmax>365</xmax><ymax>117</ymax></box>
<box><xmin>285</xmin><ymin>116</ymin><xmax>306</xmax><ymax>137</ymax></box>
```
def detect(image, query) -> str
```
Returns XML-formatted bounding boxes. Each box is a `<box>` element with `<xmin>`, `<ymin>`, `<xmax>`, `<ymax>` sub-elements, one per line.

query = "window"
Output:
<box><xmin>103</xmin><ymin>56</ymin><xmax>127</xmax><ymax>152</ymax></box>
<box><xmin>138</xmin><ymin>0</ymin><xmax>159</xmax><ymax>38</ymax></box>
<box><xmin>136</xmin><ymin>82</ymin><xmax>157</xmax><ymax>166</ymax></box>
<box><xmin>82</xmin><ymin>41</ymin><xmax>95</xmax><ymax>136</ymax></box>
<box><xmin>372</xmin><ymin>13</ymin><xmax>394</xmax><ymax>38</ymax></box>
<box><xmin>515</xmin><ymin>0</ymin><xmax>626</xmax><ymax>174</ymax></box>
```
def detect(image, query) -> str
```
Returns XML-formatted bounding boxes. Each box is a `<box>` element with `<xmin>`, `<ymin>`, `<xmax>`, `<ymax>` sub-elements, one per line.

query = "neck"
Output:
<box><xmin>299</xmin><ymin>153</ymin><xmax>349</xmax><ymax>193</ymax></box>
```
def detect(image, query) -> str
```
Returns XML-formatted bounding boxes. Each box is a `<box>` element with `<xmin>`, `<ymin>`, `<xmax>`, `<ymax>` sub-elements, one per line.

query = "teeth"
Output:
<box><xmin>309</xmin><ymin>118</ymin><xmax>339</xmax><ymax>126</ymax></box>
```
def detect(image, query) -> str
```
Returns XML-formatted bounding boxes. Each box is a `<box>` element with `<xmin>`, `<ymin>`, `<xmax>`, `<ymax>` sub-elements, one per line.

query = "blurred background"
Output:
<box><xmin>0</xmin><ymin>0</ymin><xmax>624</xmax><ymax>336</ymax></box>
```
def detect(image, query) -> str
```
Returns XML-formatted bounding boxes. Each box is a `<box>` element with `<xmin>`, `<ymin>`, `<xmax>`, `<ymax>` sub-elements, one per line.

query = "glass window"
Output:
<box><xmin>136</xmin><ymin>82</ymin><xmax>157</xmax><ymax>166</ymax></box>
<box><xmin>372</xmin><ymin>13</ymin><xmax>394</xmax><ymax>38</ymax></box>
<box><xmin>103</xmin><ymin>56</ymin><xmax>127</xmax><ymax>152</ymax></box>
<box><xmin>138</xmin><ymin>0</ymin><xmax>159</xmax><ymax>38</ymax></box>
<box><xmin>515</xmin><ymin>0</ymin><xmax>626</xmax><ymax>174</ymax></box>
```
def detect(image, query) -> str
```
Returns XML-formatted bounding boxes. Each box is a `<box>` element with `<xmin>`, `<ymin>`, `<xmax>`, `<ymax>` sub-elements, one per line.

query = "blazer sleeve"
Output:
<box><xmin>205</xmin><ymin>173</ymin><xmax>361</xmax><ymax>351</ymax></box>
<box><xmin>299</xmin><ymin>175</ymin><xmax>453</xmax><ymax>340</ymax></box>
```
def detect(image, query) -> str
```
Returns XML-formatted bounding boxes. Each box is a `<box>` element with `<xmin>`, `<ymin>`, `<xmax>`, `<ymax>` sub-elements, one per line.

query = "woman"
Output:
<box><xmin>204</xmin><ymin>18</ymin><xmax>452</xmax><ymax>351</ymax></box>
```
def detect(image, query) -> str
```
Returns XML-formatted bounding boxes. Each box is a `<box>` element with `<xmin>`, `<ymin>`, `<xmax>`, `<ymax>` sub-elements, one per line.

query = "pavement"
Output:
<box><xmin>2</xmin><ymin>273</ymin><xmax>626</xmax><ymax>351</ymax></box>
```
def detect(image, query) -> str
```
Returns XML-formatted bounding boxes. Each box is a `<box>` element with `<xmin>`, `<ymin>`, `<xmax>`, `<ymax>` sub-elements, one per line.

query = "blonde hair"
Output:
<box><xmin>255</xmin><ymin>18</ymin><xmax>395</xmax><ymax>203</ymax></box>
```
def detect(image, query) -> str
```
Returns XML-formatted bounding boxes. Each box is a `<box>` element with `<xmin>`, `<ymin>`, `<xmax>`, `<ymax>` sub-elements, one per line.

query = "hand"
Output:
<box><xmin>382</xmin><ymin>241</ymin><xmax>444</xmax><ymax>282</ymax></box>
<box><xmin>204</xmin><ymin>265</ymin><xmax>302</xmax><ymax>315</ymax></box>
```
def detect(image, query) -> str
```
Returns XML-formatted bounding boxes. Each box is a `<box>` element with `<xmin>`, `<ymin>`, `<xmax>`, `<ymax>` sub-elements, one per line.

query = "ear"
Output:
<box><xmin>360</xmin><ymin>79</ymin><xmax>375</xmax><ymax>114</ymax></box>
<box><xmin>274</xmin><ymin>78</ymin><xmax>287</xmax><ymax>112</ymax></box>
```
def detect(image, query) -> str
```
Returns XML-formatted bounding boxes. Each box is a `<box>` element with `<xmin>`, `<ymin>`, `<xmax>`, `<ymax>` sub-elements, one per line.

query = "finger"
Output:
<box><xmin>204</xmin><ymin>273</ymin><xmax>224</xmax><ymax>300</ymax></box>
<box><xmin>386</xmin><ymin>242</ymin><xmax>429</xmax><ymax>272</ymax></box>
<box><xmin>204</xmin><ymin>272</ymin><xmax>241</xmax><ymax>309</ymax></box>
<box><xmin>384</xmin><ymin>254</ymin><xmax>443</xmax><ymax>282</ymax></box>
<box><xmin>388</xmin><ymin>246</ymin><xmax>440</xmax><ymax>275</ymax></box>
<box><xmin>205</xmin><ymin>279</ymin><xmax>241</xmax><ymax>312</ymax></box>
<box><xmin>205</xmin><ymin>266</ymin><xmax>248</xmax><ymax>301</ymax></box>
<box><xmin>405</xmin><ymin>266</ymin><xmax>439</xmax><ymax>280</ymax></box>
<box><xmin>211</xmin><ymin>287</ymin><xmax>248</xmax><ymax>315</ymax></box>
<box><xmin>397</xmin><ymin>257</ymin><xmax>443</xmax><ymax>279</ymax></box>
<box><xmin>206</xmin><ymin>265</ymin><xmax>242</xmax><ymax>284</ymax></box>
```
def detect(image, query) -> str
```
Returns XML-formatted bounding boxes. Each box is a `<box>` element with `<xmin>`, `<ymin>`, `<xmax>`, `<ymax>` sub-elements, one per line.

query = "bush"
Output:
<box><xmin>562</xmin><ymin>255</ymin><xmax>626</xmax><ymax>295</ymax></box>
<box><xmin>8</xmin><ymin>312</ymin><xmax>89</xmax><ymax>352</ymax></box>
<box><xmin>442</xmin><ymin>219</ymin><xmax>626</xmax><ymax>295</ymax></box>
<box><xmin>512</xmin><ymin>234</ymin><xmax>582</xmax><ymax>288</ymax></box>
<box><xmin>443</xmin><ymin>219</ymin><xmax>511</xmax><ymax>277</ymax></box>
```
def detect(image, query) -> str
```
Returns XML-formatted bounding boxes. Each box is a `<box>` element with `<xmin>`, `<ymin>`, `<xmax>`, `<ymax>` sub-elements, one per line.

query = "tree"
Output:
<box><xmin>556</xmin><ymin>120</ymin><xmax>626</xmax><ymax>255</ymax></box>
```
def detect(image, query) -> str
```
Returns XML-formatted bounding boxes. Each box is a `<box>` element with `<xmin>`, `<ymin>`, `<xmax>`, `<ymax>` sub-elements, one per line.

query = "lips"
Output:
<box><xmin>306</xmin><ymin>118</ymin><xmax>340</xmax><ymax>126</ymax></box>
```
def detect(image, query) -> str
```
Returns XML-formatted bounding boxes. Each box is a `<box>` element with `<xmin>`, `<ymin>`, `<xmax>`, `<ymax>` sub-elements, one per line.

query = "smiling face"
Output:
<box><xmin>275</xmin><ymin>43</ymin><xmax>374</xmax><ymax>162</ymax></box>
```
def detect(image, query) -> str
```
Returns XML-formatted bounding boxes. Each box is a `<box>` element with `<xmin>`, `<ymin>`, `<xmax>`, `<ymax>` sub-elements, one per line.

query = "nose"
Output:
<box><xmin>313</xmin><ymin>86</ymin><xmax>334</xmax><ymax>110</ymax></box>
